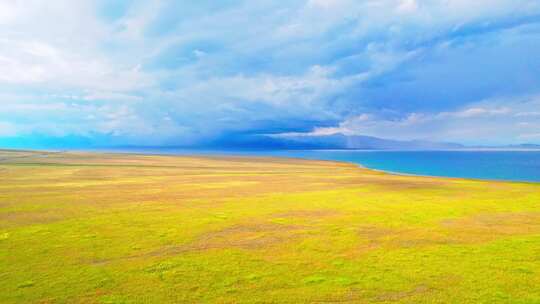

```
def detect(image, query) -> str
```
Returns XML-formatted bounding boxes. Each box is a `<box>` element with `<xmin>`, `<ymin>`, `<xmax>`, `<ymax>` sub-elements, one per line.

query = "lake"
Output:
<box><xmin>103</xmin><ymin>148</ymin><xmax>540</xmax><ymax>183</ymax></box>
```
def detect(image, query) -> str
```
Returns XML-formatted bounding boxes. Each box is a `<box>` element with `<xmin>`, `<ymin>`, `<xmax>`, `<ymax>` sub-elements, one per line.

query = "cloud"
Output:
<box><xmin>440</xmin><ymin>107</ymin><xmax>512</xmax><ymax>118</ymax></box>
<box><xmin>515</xmin><ymin>111</ymin><xmax>540</xmax><ymax>117</ymax></box>
<box><xmin>286</xmin><ymin>94</ymin><xmax>540</xmax><ymax>145</ymax></box>
<box><xmin>0</xmin><ymin>0</ymin><xmax>540</xmax><ymax>147</ymax></box>
<box><xmin>519</xmin><ymin>133</ymin><xmax>540</xmax><ymax>140</ymax></box>
<box><xmin>0</xmin><ymin>121</ymin><xmax>17</xmax><ymax>137</ymax></box>
<box><xmin>397</xmin><ymin>0</ymin><xmax>418</xmax><ymax>14</ymax></box>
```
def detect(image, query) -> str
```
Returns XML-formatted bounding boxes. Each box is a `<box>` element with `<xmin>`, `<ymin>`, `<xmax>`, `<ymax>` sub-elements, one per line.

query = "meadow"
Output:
<box><xmin>1</xmin><ymin>150</ymin><xmax>539</xmax><ymax>303</ymax></box>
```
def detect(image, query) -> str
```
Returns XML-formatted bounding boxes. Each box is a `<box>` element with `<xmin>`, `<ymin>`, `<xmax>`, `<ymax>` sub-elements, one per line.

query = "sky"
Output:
<box><xmin>1</xmin><ymin>0</ymin><xmax>540</xmax><ymax>148</ymax></box>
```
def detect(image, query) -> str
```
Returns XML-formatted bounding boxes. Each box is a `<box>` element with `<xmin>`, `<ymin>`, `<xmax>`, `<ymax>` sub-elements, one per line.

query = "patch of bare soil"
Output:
<box><xmin>354</xmin><ymin>212</ymin><xmax>540</xmax><ymax>255</ymax></box>
<box><xmin>355</xmin><ymin>225</ymin><xmax>458</xmax><ymax>254</ymax></box>
<box><xmin>90</xmin><ymin>222</ymin><xmax>308</xmax><ymax>265</ymax></box>
<box><xmin>191</xmin><ymin>222</ymin><xmax>304</xmax><ymax>250</ymax></box>
<box><xmin>375</xmin><ymin>285</ymin><xmax>432</xmax><ymax>302</ymax></box>
<box><xmin>354</xmin><ymin>225</ymin><xmax>397</xmax><ymax>253</ymax></box>
<box><xmin>0</xmin><ymin>211</ymin><xmax>65</xmax><ymax>228</ymax></box>
<box><xmin>272</xmin><ymin>209</ymin><xmax>341</xmax><ymax>219</ymax></box>
<box><xmin>333</xmin><ymin>175</ymin><xmax>451</xmax><ymax>191</ymax></box>
<box><xmin>150</xmin><ymin>222</ymin><xmax>308</xmax><ymax>258</ymax></box>
<box><xmin>441</xmin><ymin>212</ymin><xmax>540</xmax><ymax>242</ymax></box>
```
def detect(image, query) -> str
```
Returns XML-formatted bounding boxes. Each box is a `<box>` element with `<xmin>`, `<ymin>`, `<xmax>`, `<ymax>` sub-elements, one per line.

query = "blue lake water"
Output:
<box><xmin>104</xmin><ymin>148</ymin><xmax>540</xmax><ymax>183</ymax></box>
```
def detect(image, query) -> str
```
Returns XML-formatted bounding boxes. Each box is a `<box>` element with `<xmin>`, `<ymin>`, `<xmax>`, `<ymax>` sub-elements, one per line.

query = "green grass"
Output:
<box><xmin>0</xmin><ymin>150</ymin><xmax>539</xmax><ymax>303</ymax></box>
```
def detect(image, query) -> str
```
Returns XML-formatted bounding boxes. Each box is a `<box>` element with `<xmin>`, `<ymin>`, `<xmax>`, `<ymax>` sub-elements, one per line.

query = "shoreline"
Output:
<box><xmin>86</xmin><ymin>148</ymin><xmax>540</xmax><ymax>184</ymax></box>
<box><xmin>2</xmin><ymin>147</ymin><xmax>540</xmax><ymax>184</ymax></box>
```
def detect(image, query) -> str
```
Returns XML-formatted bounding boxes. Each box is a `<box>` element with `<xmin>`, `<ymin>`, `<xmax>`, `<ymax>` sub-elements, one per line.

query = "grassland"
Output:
<box><xmin>0</xmin><ymin>150</ymin><xmax>539</xmax><ymax>303</ymax></box>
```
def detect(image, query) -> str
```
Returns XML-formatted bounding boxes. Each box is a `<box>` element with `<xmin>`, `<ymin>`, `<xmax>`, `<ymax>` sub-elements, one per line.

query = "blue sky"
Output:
<box><xmin>1</xmin><ymin>0</ymin><xmax>540</xmax><ymax>148</ymax></box>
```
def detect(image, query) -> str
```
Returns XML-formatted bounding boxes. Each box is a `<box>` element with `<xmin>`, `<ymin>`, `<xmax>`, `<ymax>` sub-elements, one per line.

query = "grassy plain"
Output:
<box><xmin>0</xmin><ymin>150</ymin><xmax>539</xmax><ymax>303</ymax></box>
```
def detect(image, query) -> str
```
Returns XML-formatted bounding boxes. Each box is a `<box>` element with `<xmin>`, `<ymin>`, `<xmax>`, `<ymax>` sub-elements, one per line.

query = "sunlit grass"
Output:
<box><xmin>1</xmin><ymin>150</ymin><xmax>539</xmax><ymax>303</ymax></box>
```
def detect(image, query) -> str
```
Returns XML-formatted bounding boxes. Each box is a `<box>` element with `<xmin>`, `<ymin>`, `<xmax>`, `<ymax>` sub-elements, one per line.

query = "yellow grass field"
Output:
<box><xmin>1</xmin><ymin>150</ymin><xmax>539</xmax><ymax>303</ymax></box>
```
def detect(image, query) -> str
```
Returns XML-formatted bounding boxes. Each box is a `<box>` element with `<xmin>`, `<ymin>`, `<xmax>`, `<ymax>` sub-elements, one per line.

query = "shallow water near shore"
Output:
<box><xmin>99</xmin><ymin>148</ymin><xmax>540</xmax><ymax>183</ymax></box>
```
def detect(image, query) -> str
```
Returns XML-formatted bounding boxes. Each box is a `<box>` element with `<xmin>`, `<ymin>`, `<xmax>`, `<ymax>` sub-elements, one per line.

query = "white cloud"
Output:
<box><xmin>0</xmin><ymin>0</ymin><xmax>539</xmax><ymax>145</ymax></box>
<box><xmin>0</xmin><ymin>121</ymin><xmax>17</xmax><ymax>136</ymax></box>
<box><xmin>169</xmin><ymin>64</ymin><xmax>357</xmax><ymax>112</ymax></box>
<box><xmin>441</xmin><ymin>107</ymin><xmax>511</xmax><ymax>118</ymax></box>
<box><xmin>397</xmin><ymin>0</ymin><xmax>418</xmax><ymax>14</ymax></box>
<box><xmin>519</xmin><ymin>133</ymin><xmax>540</xmax><ymax>139</ymax></box>
<box><xmin>0</xmin><ymin>0</ymin><xmax>154</xmax><ymax>93</ymax></box>
<box><xmin>307</xmin><ymin>0</ymin><xmax>347</xmax><ymax>9</ymax></box>
<box><xmin>82</xmin><ymin>91</ymin><xmax>142</xmax><ymax>102</ymax></box>
<box><xmin>0</xmin><ymin>38</ymin><xmax>152</xmax><ymax>91</ymax></box>
<box><xmin>282</xmin><ymin>94</ymin><xmax>540</xmax><ymax>144</ymax></box>
<box><xmin>515</xmin><ymin>112</ymin><xmax>540</xmax><ymax>117</ymax></box>
<box><xmin>0</xmin><ymin>1</ymin><xmax>20</xmax><ymax>25</ymax></box>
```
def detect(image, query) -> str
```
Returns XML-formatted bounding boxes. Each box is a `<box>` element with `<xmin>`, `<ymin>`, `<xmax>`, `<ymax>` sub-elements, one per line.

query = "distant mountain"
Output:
<box><xmin>504</xmin><ymin>144</ymin><xmax>540</xmax><ymax>149</ymax></box>
<box><xmin>274</xmin><ymin>134</ymin><xmax>465</xmax><ymax>150</ymax></box>
<box><xmin>471</xmin><ymin>143</ymin><xmax>540</xmax><ymax>150</ymax></box>
<box><xmin>109</xmin><ymin>135</ymin><xmax>540</xmax><ymax>151</ymax></box>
